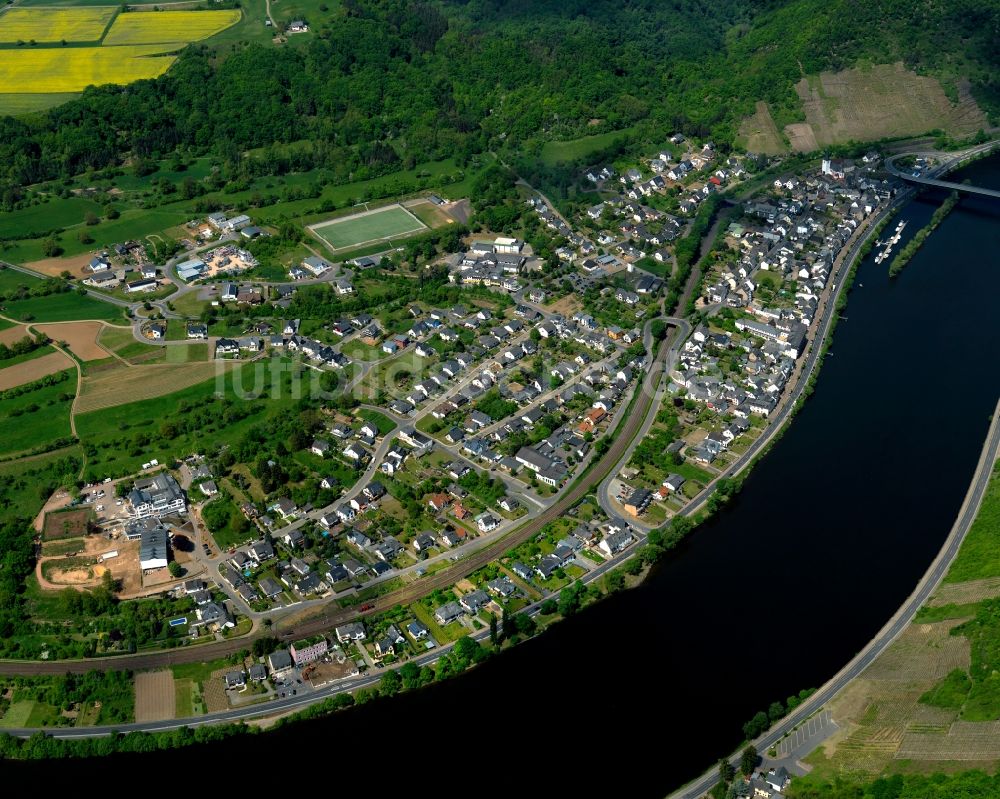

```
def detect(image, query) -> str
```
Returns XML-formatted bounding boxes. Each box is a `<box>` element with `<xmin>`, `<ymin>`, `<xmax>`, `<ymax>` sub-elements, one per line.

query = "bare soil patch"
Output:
<box><xmin>784</xmin><ymin>122</ymin><xmax>819</xmax><ymax>153</ymax></box>
<box><xmin>306</xmin><ymin>658</ymin><xmax>359</xmax><ymax>687</ymax></box>
<box><xmin>202</xmin><ymin>669</ymin><xmax>231</xmax><ymax>713</ymax></box>
<box><xmin>34</xmin><ymin>487</ymin><xmax>74</xmax><ymax>533</ymax></box>
<box><xmin>135</xmin><ymin>670</ymin><xmax>176</xmax><ymax>723</ymax></box>
<box><xmin>35</xmin><ymin>535</ymin><xmax>142</xmax><ymax>595</ymax></box>
<box><xmin>738</xmin><ymin>101</ymin><xmax>787</xmax><ymax>155</ymax></box>
<box><xmin>25</xmin><ymin>252</ymin><xmax>95</xmax><ymax>279</ymax></box>
<box><xmin>0</xmin><ymin>324</ymin><xmax>31</xmax><ymax>346</ymax></box>
<box><xmin>0</xmin><ymin>349</ymin><xmax>73</xmax><ymax>390</ymax></box>
<box><xmin>785</xmin><ymin>63</ymin><xmax>987</xmax><ymax>151</ymax></box>
<box><xmin>35</xmin><ymin>321</ymin><xmax>110</xmax><ymax>361</ymax></box>
<box><xmin>42</xmin><ymin>507</ymin><xmax>92</xmax><ymax>540</ymax></box>
<box><xmin>545</xmin><ymin>294</ymin><xmax>583</xmax><ymax>317</ymax></box>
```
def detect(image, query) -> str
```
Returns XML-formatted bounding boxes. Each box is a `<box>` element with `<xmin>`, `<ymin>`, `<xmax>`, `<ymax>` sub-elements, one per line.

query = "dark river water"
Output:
<box><xmin>11</xmin><ymin>156</ymin><xmax>1000</xmax><ymax>794</ymax></box>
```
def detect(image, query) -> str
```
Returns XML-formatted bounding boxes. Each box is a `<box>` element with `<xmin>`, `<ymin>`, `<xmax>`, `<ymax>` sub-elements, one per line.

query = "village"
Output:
<box><xmin>19</xmin><ymin>132</ymin><xmax>902</xmax><ymax>741</ymax></box>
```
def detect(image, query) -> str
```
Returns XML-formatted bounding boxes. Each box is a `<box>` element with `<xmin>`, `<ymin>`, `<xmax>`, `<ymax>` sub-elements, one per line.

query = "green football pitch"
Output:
<box><xmin>312</xmin><ymin>205</ymin><xmax>426</xmax><ymax>250</ymax></box>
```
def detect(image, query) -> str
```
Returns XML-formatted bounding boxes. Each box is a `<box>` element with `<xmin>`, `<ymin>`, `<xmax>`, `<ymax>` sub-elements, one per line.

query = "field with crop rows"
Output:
<box><xmin>102</xmin><ymin>10</ymin><xmax>240</xmax><ymax>45</ymax></box>
<box><xmin>0</xmin><ymin>45</ymin><xmax>176</xmax><ymax>93</ymax></box>
<box><xmin>0</xmin><ymin>7</ymin><xmax>117</xmax><ymax>43</ymax></box>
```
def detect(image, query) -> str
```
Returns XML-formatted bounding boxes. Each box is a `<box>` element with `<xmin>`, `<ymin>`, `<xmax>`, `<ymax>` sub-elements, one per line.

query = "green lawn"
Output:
<box><xmin>0</xmin><ymin>197</ymin><xmax>104</xmax><ymax>239</ymax></box>
<box><xmin>358</xmin><ymin>408</ymin><xmax>396</xmax><ymax>436</ymax></box>
<box><xmin>0</xmin><ymin>93</ymin><xmax>80</xmax><ymax>117</ymax></box>
<box><xmin>312</xmin><ymin>205</ymin><xmax>426</xmax><ymax>250</ymax></box>
<box><xmin>2</xmin><ymin>291</ymin><xmax>124</xmax><ymax>323</ymax></box>
<box><xmin>114</xmin><ymin>341</ymin><xmax>160</xmax><ymax>360</ymax></box>
<box><xmin>0</xmin><ymin>700</ymin><xmax>37</xmax><ymax>728</ymax></box>
<box><xmin>538</xmin><ymin>126</ymin><xmax>638</xmax><ymax>166</ymax></box>
<box><xmin>165</xmin><ymin>343</ymin><xmax>208</xmax><ymax>363</ymax></box>
<box><xmin>674</xmin><ymin>461</ymin><xmax>715</xmax><ymax>484</ymax></box>
<box><xmin>341</xmin><ymin>338</ymin><xmax>390</xmax><ymax>361</ymax></box>
<box><xmin>96</xmin><ymin>325</ymin><xmax>135</xmax><ymax>353</ymax></box>
<box><xmin>0</xmin><ymin>369</ymin><xmax>75</xmax><ymax>457</ymax></box>
<box><xmin>943</xmin><ymin>464</ymin><xmax>1000</xmax><ymax>583</ymax></box>
<box><xmin>75</xmin><ymin>370</ymin><xmax>300</xmax><ymax>479</ymax></box>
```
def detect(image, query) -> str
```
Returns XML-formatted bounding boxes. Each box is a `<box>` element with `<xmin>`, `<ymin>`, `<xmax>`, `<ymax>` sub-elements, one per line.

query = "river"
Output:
<box><xmin>9</xmin><ymin>155</ymin><xmax>1000</xmax><ymax>793</ymax></box>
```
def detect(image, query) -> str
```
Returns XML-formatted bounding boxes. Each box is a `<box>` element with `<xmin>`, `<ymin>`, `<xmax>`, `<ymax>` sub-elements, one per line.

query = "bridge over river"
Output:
<box><xmin>886</xmin><ymin>144</ymin><xmax>1000</xmax><ymax>199</ymax></box>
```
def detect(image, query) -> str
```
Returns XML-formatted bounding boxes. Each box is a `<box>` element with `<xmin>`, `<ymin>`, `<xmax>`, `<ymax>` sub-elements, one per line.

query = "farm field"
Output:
<box><xmin>0</xmin><ymin>197</ymin><xmax>105</xmax><ymax>240</ymax></box>
<box><xmin>75</xmin><ymin>361</ymin><xmax>226</xmax><ymax>413</ymax></box>
<box><xmin>134</xmin><ymin>670</ymin><xmax>175</xmax><ymax>723</ymax></box>
<box><xmin>1</xmin><ymin>206</ymin><xmax>189</xmax><ymax>264</ymax></box>
<box><xmin>34</xmin><ymin>321</ymin><xmax>111</xmax><ymax>361</ymax></box>
<box><xmin>0</xmin><ymin>351</ymin><xmax>74</xmax><ymax>391</ymax></box>
<box><xmin>1</xmin><ymin>291</ymin><xmax>125</xmax><ymax>323</ymax></box>
<box><xmin>0</xmin><ymin>7</ymin><xmax>116</xmax><ymax>43</ymax></box>
<box><xmin>311</xmin><ymin>204</ymin><xmax>426</xmax><ymax>251</ymax></box>
<box><xmin>75</xmin><ymin>368</ymin><xmax>298</xmax><ymax>478</ymax></box>
<box><xmin>19</xmin><ymin>0</ymin><xmax>162</xmax><ymax>5</ymax></box>
<box><xmin>785</xmin><ymin>63</ymin><xmax>987</xmax><ymax>151</ymax></box>
<box><xmin>0</xmin><ymin>93</ymin><xmax>79</xmax><ymax>116</ymax></box>
<box><xmin>102</xmin><ymin>9</ymin><xmax>241</xmax><ymax>46</ymax></box>
<box><xmin>0</xmin><ymin>324</ymin><xmax>30</xmax><ymax>346</ymax></box>
<box><xmin>0</xmin><ymin>45</ymin><xmax>177</xmax><ymax>94</ymax></box>
<box><xmin>96</xmin><ymin>324</ymin><xmax>136</xmax><ymax>354</ymax></box>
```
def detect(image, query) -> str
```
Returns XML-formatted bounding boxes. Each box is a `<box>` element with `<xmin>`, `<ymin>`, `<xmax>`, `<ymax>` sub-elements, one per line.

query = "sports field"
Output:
<box><xmin>102</xmin><ymin>10</ymin><xmax>240</xmax><ymax>45</ymax></box>
<box><xmin>0</xmin><ymin>7</ymin><xmax>117</xmax><ymax>43</ymax></box>
<box><xmin>0</xmin><ymin>45</ymin><xmax>176</xmax><ymax>93</ymax></box>
<box><xmin>311</xmin><ymin>205</ymin><xmax>427</xmax><ymax>251</ymax></box>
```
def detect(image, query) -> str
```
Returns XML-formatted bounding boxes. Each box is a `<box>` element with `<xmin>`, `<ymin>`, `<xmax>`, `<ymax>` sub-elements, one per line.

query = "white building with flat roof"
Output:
<box><xmin>127</xmin><ymin>473</ymin><xmax>186</xmax><ymax>520</ymax></box>
<box><xmin>494</xmin><ymin>237</ymin><xmax>524</xmax><ymax>254</ymax></box>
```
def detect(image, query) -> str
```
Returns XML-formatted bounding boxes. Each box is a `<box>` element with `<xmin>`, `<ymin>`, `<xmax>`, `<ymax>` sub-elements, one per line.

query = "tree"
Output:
<box><xmin>742</xmin><ymin>710</ymin><xmax>769</xmax><ymax>740</ymax></box>
<box><xmin>768</xmin><ymin>701</ymin><xmax>785</xmax><ymax>722</ymax></box>
<box><xmin>252</xmin><ymin>636</ymin><xmax>279</xmax><ymax>657</ymax></box>
<box><xmin>540</xmin><ymin>599</ymin><xmax>557</xmax><ymax>615</ymax></box>
<box><xmin>489</xmin><ymin>613</ymin><xmax>498</xmax><ymax>648</ymax></box>
<box><xmin>379</xmin><ymin>669</ymin><xmax>401</xmax><ymax>696</ymax></box>
<box><xmin>41</xmin><ymin>236</ymin><xmax>62</xmax><ymax>257</ymax></box>
<box><xmin>84</xmin><ymin>212</ymin><xmax>99</xmax><ymax>226</ymax></box>
<box><xmin>740</xmin><ymin>745</ymin><xmax>758</xmax><ymax>776</ymax></box>
<box><xmin>718</xmin><ymin>758</ymin><xmax>735</xmax><ymax>784</ymax></box>
<box><xmin>168</xmin><ymin>561</ymin><xmax>182</xmax><ymax>578</ymax></box>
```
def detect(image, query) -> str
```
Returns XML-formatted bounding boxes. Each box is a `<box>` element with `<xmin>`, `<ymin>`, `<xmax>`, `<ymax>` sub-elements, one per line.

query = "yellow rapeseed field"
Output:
<box><xmin>102</xmin><ymin>9</ymin><xmax>240</xmax><ymax>45</ymax></box>
<box><xmin>0</xmin><ymin>45</ymin><xmax>177</xmax><ymax>94</ymax></box>
<box><xmin>0</xmin><ymin>7</ymin><xmax>117</xmax><ymax>43</ymax></box>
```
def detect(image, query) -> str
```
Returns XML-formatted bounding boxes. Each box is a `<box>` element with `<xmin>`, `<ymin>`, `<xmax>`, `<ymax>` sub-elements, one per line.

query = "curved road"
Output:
<box><xmin>0</xmin><ymin>322</ymin><xmax>681</xmax><ymax>678</ymax></box>
<box><xmin>885</xmin><ymin>143</ymin><xmax>999</xmax><ymax>198</ymax></box>
<box><xmin>670</xmin><ymin>397</ymin><xmax>1000</xmax><ymax>799</ymax></box>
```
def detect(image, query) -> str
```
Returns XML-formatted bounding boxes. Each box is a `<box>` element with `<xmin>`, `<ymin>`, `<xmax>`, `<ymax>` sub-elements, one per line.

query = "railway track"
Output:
<box><xmin>0</xmin><ymin>326</ymin><xmax>674</xmax><ymax>676</ymax></box>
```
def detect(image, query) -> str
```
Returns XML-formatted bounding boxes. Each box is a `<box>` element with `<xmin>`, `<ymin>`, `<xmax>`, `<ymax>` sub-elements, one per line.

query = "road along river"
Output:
<box><xmin>5</xmin><ymin>155</ymin><xmax>1000</xmax><ymax>794</ymax></box>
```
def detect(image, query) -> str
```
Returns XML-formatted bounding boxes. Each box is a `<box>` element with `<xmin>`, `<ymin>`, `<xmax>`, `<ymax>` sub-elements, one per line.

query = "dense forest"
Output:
<box><xmin>0</xmin><ymin>0</ymin><xmax>995</xmax><ymax>207</ymax></box>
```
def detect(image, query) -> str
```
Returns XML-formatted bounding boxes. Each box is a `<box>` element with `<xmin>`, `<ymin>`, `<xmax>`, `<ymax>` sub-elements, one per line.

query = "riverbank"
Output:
<box><xmin>888</xmin><ymin>189</ymin><xmax>960</xmax><ymax>277</ymax></box>
<box><xmin>671</xmin><ymin>148</ymin><xmax>1000</xmax><ymax>799</ymax></box>
<box><xmin>2</xmin><ymin>150</ymin><xmax>998</xmax><ymax>799</ymax></box>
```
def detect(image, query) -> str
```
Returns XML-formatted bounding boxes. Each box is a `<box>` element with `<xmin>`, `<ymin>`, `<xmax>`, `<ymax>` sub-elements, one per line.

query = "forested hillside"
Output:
<box><xmin>0</xmin><ymin>0</ymin><xmax>994</xmax><ymax>205</ymax></box>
